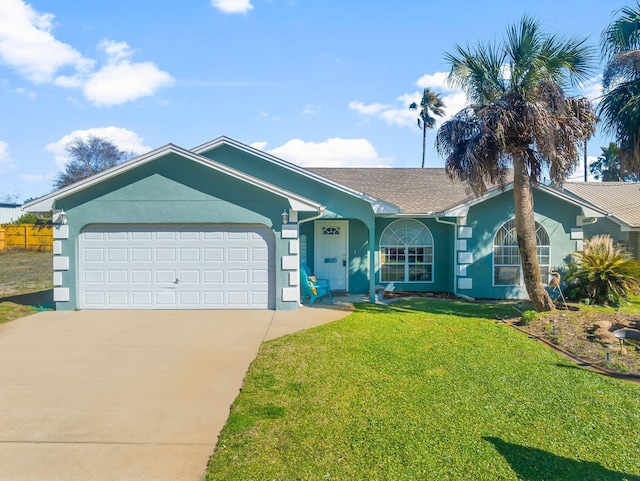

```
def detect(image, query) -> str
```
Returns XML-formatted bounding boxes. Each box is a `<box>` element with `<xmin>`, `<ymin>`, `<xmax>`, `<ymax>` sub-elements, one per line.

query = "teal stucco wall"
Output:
<box><xmin>374</xmin><ymin>217</ymin><xmax>454</xmax><ymax>294</ymax></box>
<box><xmin>53</xmin><ymin>153</ymin><xmax>296</xmax><ymax>310</ymax></box>
<box><xmin>461</xmin><ymin>189</ymin><xmax>582</xmax><ymax>299</ymax></box>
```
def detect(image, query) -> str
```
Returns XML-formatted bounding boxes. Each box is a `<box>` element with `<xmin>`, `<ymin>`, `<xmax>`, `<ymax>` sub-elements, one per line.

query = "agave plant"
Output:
<box><xmin>566</xmin><ymin>235</ymin><xmax>640</xmax><ymax>305</ymax></box>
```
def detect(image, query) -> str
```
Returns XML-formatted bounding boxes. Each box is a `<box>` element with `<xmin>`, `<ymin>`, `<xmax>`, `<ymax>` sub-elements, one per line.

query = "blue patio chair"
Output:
<box><xmin>300</xmin><ymin>264</ymin><xmax>333</xmax><ymax>306</ymax></box>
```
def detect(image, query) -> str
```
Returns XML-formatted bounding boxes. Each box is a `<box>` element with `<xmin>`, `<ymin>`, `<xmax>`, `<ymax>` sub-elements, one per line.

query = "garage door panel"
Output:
<box><xmin>156</xmin><ymin>248</ymin><xmax>176</xmax><ymax>262</ymax></box>
<box><xmin>84</xmin><ymin>291</ymin><xmax>105</xmax><ymax>305</ymax></box>
<box><xmin>228</xmin><ymin>291</ymin><xmax>249</xmax><ymax>305</ymax></box>
<box><xmin>131</xmin><ymin>270</ymin><xmax>151</xmax><ymax>284</ymax></box>
<box><xmin>79</xmin><ymin>225</ymin><xmax>273</xmax><ymax>309</ymax></box>
<box><xmin>108</xmin><ymin>291</ymin><xmax>129</xmax><ymax>305</ymax></box>
<box><xmin>131</xmin><ymin>248</ymin><xmax>152</xmax><ymax>262</ymax></box>
<box><xmin>109</xmin><ymin>270</ymin><xmax>128</xmax><ymax>283</ymax></box>
<box><xmin>131</xmin><ymin>291</ymin><xmax>152</xmax><ymax>306</ymax></box>
<box><xmin>84</xmin><ymin>270</ymin><xmax>104</xmax><ymax>283</ymax></box>
<box><xmin>179</xmin><ymin>248</ymin><xmax>199</xmax><ymax>262</ymax></box>
<box><xmin>227</xmin><ymin>269</ymin><xmax>248</xmax><ymax>284</ymax></box>
<box><xmin>108</xmin><ymin>249</ymin><xmax>127</xmax><ymax>262</ymax></box>
<box><xmin>227</xmin><ymin>248</ymin><xmax>248</xmax><ymax>262</ymax></box>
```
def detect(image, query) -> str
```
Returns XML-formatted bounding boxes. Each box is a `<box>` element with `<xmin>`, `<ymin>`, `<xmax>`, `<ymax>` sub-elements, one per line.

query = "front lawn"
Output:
<box><xmin>0</xmin><ymin>250</ymin><xmax>52</xmax><ymax>323</ymax></box>
<box><xmin>207</xmin><ymin>300</ymin><xmax>640</xmax><ymax>481</ymax></box>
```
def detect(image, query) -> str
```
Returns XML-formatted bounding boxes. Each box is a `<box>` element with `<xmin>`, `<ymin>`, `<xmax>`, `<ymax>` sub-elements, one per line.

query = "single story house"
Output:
<box><xmin>24</xmin><ymin>136</ymin><xmax>605</xmax><ymax>311</ymax></box>
<box><xmin>561</xmin><ymin>182</ymin><xmax>640</xmax><ymax>259</ymax></box>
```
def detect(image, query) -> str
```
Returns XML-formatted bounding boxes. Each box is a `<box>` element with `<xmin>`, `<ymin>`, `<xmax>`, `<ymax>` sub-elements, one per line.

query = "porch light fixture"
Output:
<box><xmin>281</xmin><ymin>209</ymin><xmax>289</xmax><ymax>225</ymax></box>
<box><xmin>54</xmin><ymin>209</ymin><xmax>67</xmax><ymax>225</ymax></box>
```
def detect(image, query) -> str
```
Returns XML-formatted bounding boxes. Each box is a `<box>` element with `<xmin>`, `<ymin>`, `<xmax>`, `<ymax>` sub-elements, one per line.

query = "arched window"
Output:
<box><xmin>380</xmin><ymin>219</ymin><xmax>434</xmax><ymax>282</ymax></box>
<box><xmin>493</xmin><ymin>219</ymin><xmax>550</xmax><ymax>286</ymax></box>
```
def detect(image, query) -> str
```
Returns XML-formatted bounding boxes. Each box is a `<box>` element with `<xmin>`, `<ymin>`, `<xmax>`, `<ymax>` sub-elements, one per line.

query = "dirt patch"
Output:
<box><xmin>521</xmin><ymin>307</ymin><xmax>640</xmax><ymax>376</ymax></box>
<box><xmin>0</xmin><ymin>250</ymin><xmax>53</xmax><ymax>297</ymax></box>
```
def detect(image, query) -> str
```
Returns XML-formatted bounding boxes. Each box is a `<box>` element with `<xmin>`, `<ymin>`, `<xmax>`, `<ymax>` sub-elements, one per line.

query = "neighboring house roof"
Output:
<box><xmin>562</xmin><ymin>182</ymin><xmax>640</xmax><ymax>228</ymax></box>
<box><xmin>23</xmin><ymin>144</ymin><xmax>322</xmax><ymax>214</ymax></box>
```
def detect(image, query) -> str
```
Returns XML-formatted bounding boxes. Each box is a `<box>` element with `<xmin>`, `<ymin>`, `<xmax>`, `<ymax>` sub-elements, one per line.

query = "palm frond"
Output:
<box><xmin>602</xmin><ymin>50</ymin><xmax>640</xmax><ymax>89</ymax></box>
<box><xmin>601</xmin><ymin>3</ymin><xmax>640</xmax><ymax>59</ymax></box>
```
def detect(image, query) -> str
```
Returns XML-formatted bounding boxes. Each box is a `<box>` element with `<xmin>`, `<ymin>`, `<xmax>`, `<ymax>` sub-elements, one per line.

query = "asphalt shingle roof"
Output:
<box><xmin>562</xmin><ymin>182</ymin><xmax>640</xmax><ymax>228</ymax></box>
<box><xmin>305</xmin><ymin>168</ymin><xmax>483</xmax><ymax>214</ymax></box>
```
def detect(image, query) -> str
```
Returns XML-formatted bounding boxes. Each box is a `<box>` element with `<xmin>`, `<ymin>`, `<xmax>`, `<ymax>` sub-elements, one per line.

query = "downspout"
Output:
<box><xmin>298</xmin><ymin>206</ymin><xmax>326</xmax><ymax>225</ymax></box>
<box><xmin>435</xmin><ymin>216</ymin><xmax>474</xmax><ymax>302</ymax></box>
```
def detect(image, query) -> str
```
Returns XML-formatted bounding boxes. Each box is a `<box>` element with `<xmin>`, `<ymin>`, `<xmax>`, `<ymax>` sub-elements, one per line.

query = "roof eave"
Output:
<box><xmin>191</xmin><ymin>136</ymin><xmax>400</xmax><ymax>214</ymax></box>
<box><xmin>23</xmin><ymin>143</ymin><xmax>321</xmax><ymax>214</ymax></box>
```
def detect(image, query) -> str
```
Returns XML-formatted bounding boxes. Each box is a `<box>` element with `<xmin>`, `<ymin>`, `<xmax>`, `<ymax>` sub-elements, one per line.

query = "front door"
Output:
<box><xmin>314</xmin><ymin>220</ymin><xmax>348</xmax><ymax>291</ymax></box>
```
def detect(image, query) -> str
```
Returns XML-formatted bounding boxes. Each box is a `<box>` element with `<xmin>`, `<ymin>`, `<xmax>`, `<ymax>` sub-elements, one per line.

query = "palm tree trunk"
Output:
<box><xmin>421</xmin><ymin>124</ymin><xmax>426</xmax><ymax>168</ymax></box>
<box><xmin>513</xmin><ymin>154</ymin><xmax>555</xmax><ymax>312</ymax></box>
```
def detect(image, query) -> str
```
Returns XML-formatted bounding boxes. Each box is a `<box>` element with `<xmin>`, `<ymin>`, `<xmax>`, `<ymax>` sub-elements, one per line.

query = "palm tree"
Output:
<box><xmin>589</xmin><ymin>142</ymin><xmax>640</xmax><ymax>181</ymax></box>
<box><xmin>435</xmin><ymin>16</ymin><xmax>597</xmax><ymax>311</ymax></box>
<box><xmin>600</xmin><ymin>3</ymin><xmax>640</xmax><ymax>174</ymax></box>
<box><xmin>409</xmin><ymin>88</ymin><xmax>445</xmax><ymax>168</ymax></box>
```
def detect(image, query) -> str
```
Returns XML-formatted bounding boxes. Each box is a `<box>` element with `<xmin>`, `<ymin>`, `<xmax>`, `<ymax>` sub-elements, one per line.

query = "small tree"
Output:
<box><xmin>565</xmin><ymin>235</ymin><xmax>640</xmax><ymax>305</ymax></box>
<box><xmin>54</xmin><ymin>136</ymin><xmax>134</xmax><ymax>189</ymax></box>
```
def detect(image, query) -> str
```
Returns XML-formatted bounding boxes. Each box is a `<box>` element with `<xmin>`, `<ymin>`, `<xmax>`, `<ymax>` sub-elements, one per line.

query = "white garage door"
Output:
<box><xmin>79</xmin><ymin>225</ymin><xmax>274</xmax><ymax>309</ymax></box>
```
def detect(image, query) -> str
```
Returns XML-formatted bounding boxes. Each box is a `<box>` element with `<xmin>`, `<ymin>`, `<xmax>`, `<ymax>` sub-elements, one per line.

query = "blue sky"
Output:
<box><xmin>0</xmin><ymin>0</ymin><xmax>626</xmax><ymax>202</ymax></box>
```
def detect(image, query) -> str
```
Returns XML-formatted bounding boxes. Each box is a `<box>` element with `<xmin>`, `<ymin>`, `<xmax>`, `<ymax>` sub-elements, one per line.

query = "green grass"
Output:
<box><xmin>0</xmin><ymin>250</ymin><xmax>53</xmax><ymax>323</ymax></box>
<box><xmin>207</xmin><ymin>300</ymin><xmax>640</xmax><ymax>481</ymax></box>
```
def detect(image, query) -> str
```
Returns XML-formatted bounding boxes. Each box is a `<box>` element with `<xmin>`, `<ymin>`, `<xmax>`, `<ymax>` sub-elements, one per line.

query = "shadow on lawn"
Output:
<box><xmin>0</xmin><ymin>289</ymin><xmax>54</xmax><ymax>310</ymax></box>
<box><xmin>360</xmin><ymin>298</ymin><xmax>522</xmax><ymax>320</ymax></box>
<box><xmin>484</xmin><ymin>437</ymin><xmax>640</xmax><ymax>481</ymax></box>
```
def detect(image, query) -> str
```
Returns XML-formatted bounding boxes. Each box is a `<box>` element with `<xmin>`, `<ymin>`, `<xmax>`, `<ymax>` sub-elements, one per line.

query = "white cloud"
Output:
<box><xmin>0</xmin><ymin>2</ymin><xmax>173</xmax><ymax>106</ymax></box>
<box><xmin>264</xmin><ymin>138</ymin><xmax>393</xmax><ymax>167</ymax></box>
<box><xmin>0</xmin><ymin>0</ymin><xmax>93</xmax><ymax>83</ymax></box>
<box><xmin>416</xmin><ymin>71</ymin><xmax>455</xmax><ymax>92</ymax></box>
<box><xmin>0</xmin><ymin>140</ymin><xmax>15</xmax><ymax>173</ymax></box>
<box><xmin>250</xmin><ymin>141</ymin><xmax>267</xmax><ymax>150</ymax></box>
<box><xmin>13</xmin><ymin>87</ymin><xmax>36</xmax><ymax>100</ymax></box>
<box><xmin>303</xmin><ymin>104</ymin><xmax>320</xmax><ymax>115</ymax></box>
<box><xmin>80</xmin><ymin>40</ymin><xmax>174</xmax><ymax>106</ymax></box>
<box><xmin>580</xmin><ymin>75</ymin><xmax>603</xmax><ymax>104</ymax></box>
<box><xmin>211</xmin><ymin>0</ymin><xmax>253</xmax><ymax>14</ymax></box>
<box><xmin>46</xmin><ymin>127</ymin><xmax>151</xmax><ymax>169</ymax></box>
<box><xmin>350</xmin><ymin>71</ymin><xmax>470</xmax><ymax>131</ymax></box>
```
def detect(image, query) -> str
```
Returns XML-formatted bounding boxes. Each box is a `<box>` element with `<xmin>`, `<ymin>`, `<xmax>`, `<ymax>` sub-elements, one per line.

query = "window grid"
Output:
<box><xmin>493</xmin><ymin>219</ymin><xmax>550</xmax><ymax>286</ymax></box>
<box><xmin>380</xmin><ymin>220</ymin><xmax>434</xmax><ymax>283</ymax></box>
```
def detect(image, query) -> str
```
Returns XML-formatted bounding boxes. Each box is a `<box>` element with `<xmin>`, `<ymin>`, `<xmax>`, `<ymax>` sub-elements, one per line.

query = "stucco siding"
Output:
<box><xmin>200</xmin><ymin>144</ymin><xmax>376</xmax><ymax>223</ymax></box>
<box><xmin>463</xmin><ymin>189</ymin><xmax>581</xmax><ymax>300</ymax></box>
<box><xmin>53</xmin><ymin>154</ymin><xmax>295</xmax><ymax>310</ymax></box>
<box><xmin>374</xmin><ymin>217</ymin><xmax>453</xmax><ymax>294</ymax></box>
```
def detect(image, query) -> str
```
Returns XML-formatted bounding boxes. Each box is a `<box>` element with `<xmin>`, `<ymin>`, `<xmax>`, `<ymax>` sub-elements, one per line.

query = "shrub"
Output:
<box><xmin>11</xmin><ymin>212</ymin><xmax>50</xmax><ymax>225</ymax></box>
<box><xmin>520</xmin><ymin>310</ymin><xmax>538</xmax><ymax>325</ymax></box>
<box><xmin>565</xmin><ymin>235</ymin><xmax>640</xmax><ymax>305</ymax></box>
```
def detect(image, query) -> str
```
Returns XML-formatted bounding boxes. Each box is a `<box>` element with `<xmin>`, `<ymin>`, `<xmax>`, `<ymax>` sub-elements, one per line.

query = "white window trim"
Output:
<box><xmin>379</xmin><ymin>219</ymin><xmax>434</xmax><ymax>284</ymax></box>
<box><xmin>492</xmin><ymin>219</ymin><xmax>550</xmax><ymax>287</ymax></box>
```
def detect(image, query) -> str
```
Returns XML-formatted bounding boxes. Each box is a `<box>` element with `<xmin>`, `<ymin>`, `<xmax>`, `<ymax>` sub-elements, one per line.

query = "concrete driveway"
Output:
<box><xmin>0</xmin><ymin>305</ymin><xmax>351</xmax><ymax>481</ymax></box>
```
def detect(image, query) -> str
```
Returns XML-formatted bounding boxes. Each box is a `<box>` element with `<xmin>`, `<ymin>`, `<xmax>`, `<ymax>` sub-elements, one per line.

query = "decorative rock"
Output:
<box><xmin>591</xmin><ymin>322</ymin><xmax>617</xmax><ymax>345</ymax></box>
<box><xmin>593</xmin><ymin>320</ymin><xmax>612</xmax><ymax>331</ymax></box>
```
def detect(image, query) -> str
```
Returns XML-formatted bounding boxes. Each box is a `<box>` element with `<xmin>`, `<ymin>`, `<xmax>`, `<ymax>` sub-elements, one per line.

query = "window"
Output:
<box><xmin>493</xmin><ymin>219</ymin><xmax>550</xmax><ymax>286</ymax></box>
<box><xmin>380</xmin><ymin>219</ymin><xmax>433</xmax><ymax>282</ymax></box>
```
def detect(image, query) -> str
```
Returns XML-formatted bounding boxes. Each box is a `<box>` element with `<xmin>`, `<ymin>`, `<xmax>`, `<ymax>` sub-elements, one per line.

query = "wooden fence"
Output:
<box><xmin>0</xmin><ymin>225</ymin><xmax>53</xmax><ymax>251</ymax></box>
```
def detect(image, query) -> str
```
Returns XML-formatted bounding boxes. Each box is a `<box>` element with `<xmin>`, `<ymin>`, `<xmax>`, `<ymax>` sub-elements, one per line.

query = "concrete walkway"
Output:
<box><xmin>0</xmin><ymin>302</ymin><xmax>352</xmax><ymax>481</ymax></box>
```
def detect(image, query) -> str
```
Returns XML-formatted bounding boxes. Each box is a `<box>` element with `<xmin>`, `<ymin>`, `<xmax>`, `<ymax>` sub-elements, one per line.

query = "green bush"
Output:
<box><xmin>11</xmin><ymin>212</ymin><xmax>50</xmax><ymax>225</ymax></box>
<box><xmin>520</xmin><ymin>310</ymin><xmax>538</xmax><ymax>325</ymax></box>
<box><xmin>565</xmin><ymin>235</ymin><xmax>640</xmax><ymax>305</ymax></box>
